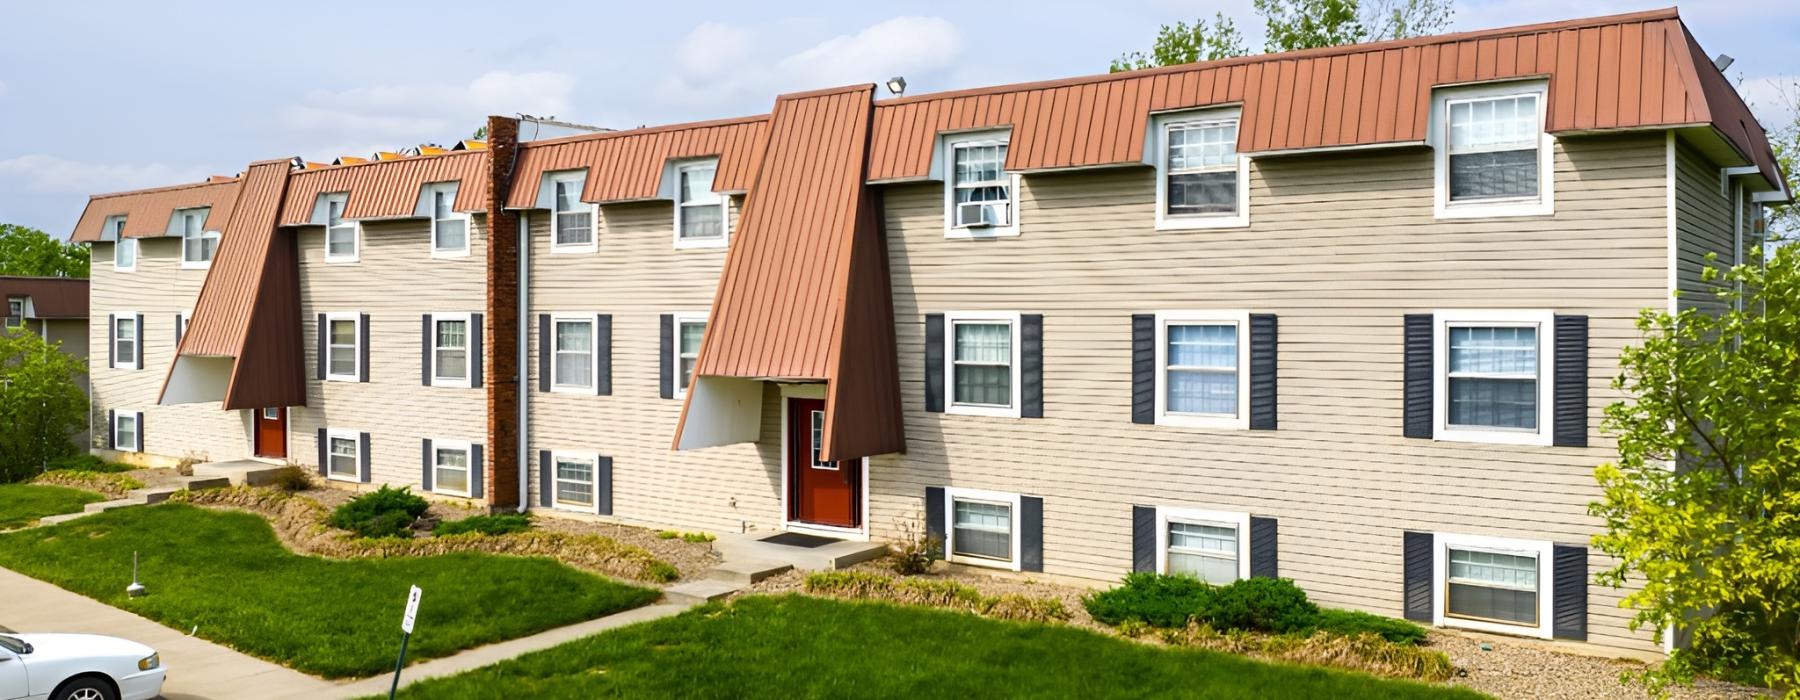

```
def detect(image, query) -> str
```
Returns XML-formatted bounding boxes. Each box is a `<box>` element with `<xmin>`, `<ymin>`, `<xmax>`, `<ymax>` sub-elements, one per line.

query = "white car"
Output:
<box><xmin>0</xmin><ymin>632</ymin><xmax>164</xmax><ymax>700</ymax></box>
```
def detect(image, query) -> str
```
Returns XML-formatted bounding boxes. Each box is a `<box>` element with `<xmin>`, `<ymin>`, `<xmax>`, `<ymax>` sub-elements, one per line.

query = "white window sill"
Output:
<box><xmin>1434</xmin><ymin>198</ymin><xmax>1552</xmax><ymax>219</ymax></box>
<box><xmin>434</xmin><ymin>487</ymin><xmax>473</xmax><ymax>499</ymax></box>
<box><xmin>549</xmin><ymin>384</ymin><xmax>595</xmax><ymax>395</ymax></box>
<box><xmin>550</xmin><ymin>242</ymin><xmax>597</xmax><ymax>254</ymax></box>
<box><xmin>181</xmin><ymin>260</ymin><xmax>212</xmax><ymax>270</ymax></box>
<box><xmin>430</xmin><ymin>376</ymin><xmax>474</xmax><ymax>389</ymax></box>
<box><xmin>326</xmin><ymin>473</ymin><xmax>361</xmax><ymax>484</ymax></box>
<box><xmin>1155</xmin><ymin>412</ymin><xmax>1249</xmax><ymax>430</ymax></box>
<box><xmin>113</xmin><ymin>364</ymin><xmax>142</xmax><ymax>372</ymax></box>
<box><xmin>1156</xmin><ymin>213</ymin><xmax>1249</xmax><ymax>231</ymax></box>
<box><xmin>430</xmin><ymin>248</ymin><xmax>470</xmax><ymax>259</ymax></box>
<box><xmin>944</xmin><ymin>225</ymin><xmax>1019</xmax><ymax>240</ymax></box>
<box><xmin>114</xmin><ymin>266</ymin><xmax>136</xmax><ymax>274</ymax></box>
<box><xmin>324</xmin><ymin>374</ymin><xmax>359</xmax><ymax>383</ymax></box>
<box><xmin>673</xmin><ymin>236</ymin><xmax>728</xmax><ymax>250</ymax></box>
<box><xmin>1439</xmin><ymin>614</ymin><xmax>1551</xmax><ymax>639</ymax></box>
<box><xmin>323</xmin><ymin>256</ymin><xmax>361</xmax><ymax>264</ymax></box>
<box><xmin>1433</xmin><ymin>427</ymin><xmax>1554</xmax><ymax>446</ymax></box>
<box><xmin>946</xmin><ymin>403</ymin><xmax>1020</xmax><ymax>419</ymax></box>
<box><xmin>551</xmin><ymin>503</ymin><xmax>599</xmax><ymax>515</ymax></box>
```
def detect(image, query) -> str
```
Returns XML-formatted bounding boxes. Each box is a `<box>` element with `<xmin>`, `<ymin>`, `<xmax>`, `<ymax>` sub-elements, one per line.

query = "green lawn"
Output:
<box><xmin>0</xmin><ymin>483</ymin><xmax>104</xmax><ymax>529</ymax></box>
<box><xmin>389</xmin><ymin>596</ymin><xmax>1488</xmax><ymax>700</ymax></box>
<box><xmin>0</xmin><ymin>504</ymin><xmax>660</xmax><ymax>678</ymax></box>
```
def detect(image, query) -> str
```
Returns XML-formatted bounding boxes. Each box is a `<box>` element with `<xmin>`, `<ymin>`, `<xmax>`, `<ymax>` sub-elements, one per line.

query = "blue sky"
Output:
<box><xmin>1</xmin><ymin>1</ymin><xmax>1793</xmax><ymax>238</ymax></box>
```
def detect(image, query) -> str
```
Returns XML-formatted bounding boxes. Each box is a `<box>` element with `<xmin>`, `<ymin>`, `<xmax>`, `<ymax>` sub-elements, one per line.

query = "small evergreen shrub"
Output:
<box><xmin>1204</xmin><ymin>577</ymin><xmax>1319</xmax><ymax>635</ymax></box>
<box><xmin>1312</xmin><ymin>608</ymin><xmax>1428</xmax><ymax>645</ymax></box>
<box><xmin>268</xmin><ymin>465</ymin><xmax>314</xmax><ymax>492</ymax></box>
<box><xmin>435</xmin><ymin>513</ymin><xmax>533</xmax><ymax>537</ymax></box>
<box><xmin>656</xmin><ymin>530</ymin><xmax>679</xmax><ymax>539</ymax></box>
<box><xmin>45</xmin><ymin>454</ymin><xmax>133</xmax><ymax>473</ymax></box>
<box><xmin>1082</xmin><ymin>572</ymin><xmax>1214</xmax><ymax>627</ymax></box>
<box><xmin>329</xmin><ymin>486</ymin><xmax>429</xmax><ymax>539</ymax></box>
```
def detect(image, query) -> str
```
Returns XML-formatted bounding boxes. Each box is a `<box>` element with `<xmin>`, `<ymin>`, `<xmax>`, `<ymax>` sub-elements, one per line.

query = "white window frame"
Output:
<box><xmin>430</xmin><ymin>312</ymin><xmax>473</xmax><ymax>389</ymax></box>
<box><xmin>942</xmin><ymin>487</ymin><xmax>1023</xmax><ymax>571</ymax></box>
<box><xmin>942</xmin><ymin>311</ymin><xmax>1022</xmax><ymax>418</ymax></box>
<box><xmin>671</xmin><ymin>312</ymin><xmax>708</xmax><ymax>399</ymax></box>
<box><xmin>1431</xmin><ymin>80</ymin><xmax>1554</xmax><ymax>219</ymax></box>
<box><xmin>672</xmin><ymin>159</ymin><xmax>729</xmax><ymax>250</ymax></box>
<box><xmin>321</xmin><ymin>193</ymin><xmax>361</xmax><ymax>264</ymax></box>
<box><xmin>1153</xmin><ymin>310</ymin><xmax>1251</xmax><ymax>429</ymax></box>
<box><xmin>5</xmin><ymin>300</ymin><xmax>22</xmax><ymax>328</ymax></box>
<box><xmin>427</xmin><ymin>183</ymin><xmax>470</xmax><ymax>259</ymax></box>
<box><xmin>431</xmin><ymin>439</ymin><xmax>474</xmax><ymax>497</ymax></box>
<box><xmin>942</xmin><ymin>130</ymin><xmax>1021</xmax><ymax>239</ymax></box>
<box><xmin>548</xmin><ymin>314</ymin><xmax>597</xmax><ymax>394</ymax></box>
<box><xmin>1432</xmin><ymin>532</ymin><xmax>1555</xmax><ymax>639</ymax></box>
<box><xmin>177</xmin><ymin>208</ymin><xmax>219</xmax><ymax>269</ymax></box>
<box><xmin>1155</xmin><ymin>507</ymin><xmax>1251</xmax><ymax>583</ymax></box>
<box><xmin>548</xmin><ymin>171</ymin><xmax>597</xmax><ymax>254</ymax></box>
<box><xmin>323</xmin><ymin>312</ymin><xmax>362</xmax><ymax>382</ymax></box>
<box><xmin>107</xmin><ymin>216</ymin><xmax>135</xmax><ymax>272</ymax></box>
<box><xmin>178</xmin><ymin>310</ymin><xmax>191</xmax><ymax>345</ymax></box>
<box><xmin>548</xmin><ymin>450</ymin><xmax>601</xmax><ymax>513</ymax></box>
<box><xmin>324</xmin><ymin>427</ymin><xmax>361</xmax><ymax>483</ymax></box>
<box><xmin>112</xmin><ymin>312</ymin><xmax>139</xmax><ymax>370</ymax></box>
<box><xmin>1432</xmin><ymin>309</ymin><xmax>1555</xmax><ymax>446</ymax></box>
<box><xmin>1153</xmin><ymin>108</ymin><xmax>1251</xmax><ymax>230</ymax></box>
<box><xmin>112</xmin><ymin>410</ymin><xmax>142</xmax><ymax>452</ymax></box>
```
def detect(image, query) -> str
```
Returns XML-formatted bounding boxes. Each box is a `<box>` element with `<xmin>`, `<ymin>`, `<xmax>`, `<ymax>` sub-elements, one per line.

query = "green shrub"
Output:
<box><xmin>681</xmin><ymin>532</ymin><xmax>715</xmax><ymax>543</ymax></box>
<box><xmin>329</xmin><ymin>486</ymin><xmax>429</xmax><ymax>539</ymax></box>
<box><xmin>1204</xmin><ymin>577</ymin><xmax>1319</xmax><ymax>635</ymax></box>
<box><xmin>656</xmin><ymin>530</ymin><xmax>678</xmax><ymax>539</ymax></box>
<box><xmin>1312</xmin><ymin>608</ymin><xmax>1428</xmax><ymax>645</ymax></box>
<box><xmin>268</xmin><ymin>465</ymin><xmax>313</xmax><ymax>492</ymax></box>
<box><xmin>803</xmin><ymin>571</ymin><xmax>1068</xmax><ymax>623</ymax></box>
<box><xmin>435</xmin><ymin>513</ymin><xmax>533</xmax><ymax>537</ymax></box>
<box><xmin>980</xmin><ymin>594</ymin><xmax>1072</xmax><ymax>623</ymax></box>
<box><xmin>45</xmin><ymin>454</ymin><xmax>133</xmax><ymax>473</ymax></box>
<box><xmin>1082</xmin><ymin>572</ymin><xmax>1214</xmax><ymax>627</ymax></box>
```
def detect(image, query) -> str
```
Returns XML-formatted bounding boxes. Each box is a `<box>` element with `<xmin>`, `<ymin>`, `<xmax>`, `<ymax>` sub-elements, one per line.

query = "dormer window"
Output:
<box><xmin>549</xmin><ymin>172</ymin><xmax>594</xmax><ymax>252</ymax></box>
<box><xmin>107</xmin><ymin>216</ymin><xmax>136</xmax><ymax>272</ymax></box>
<box><xmin>1432</xmin><ymin>81</ymin><xmax>1553</xmax><ymax>218</ymax></box>
<box><xmin>177</xmin><ymin>207</ymin><xmax>218</xmax><ymax>268</ymax></box>
<box><xmin>674</xmin><ymin>160</ymin><xmax>727</xmax><ymax>249</ymax></box>
<box><xmin>1155</xmin><ymin>108</ymin><xmax>1250</xmax><ymax>229</ymax></box>
<box><xmin>943</xmin><ymin>131</ymin><xmax>1019</xmax><ymax>238</ymax></box>
<box><xmin>322</xmin><ymin>193</ymin><xmax>359</xmax><ymax>263</ymax></box>
<box><xmin>426</xmin><ymin>183</ymin><xmax>468</xmax><ymax>257</ymax></box>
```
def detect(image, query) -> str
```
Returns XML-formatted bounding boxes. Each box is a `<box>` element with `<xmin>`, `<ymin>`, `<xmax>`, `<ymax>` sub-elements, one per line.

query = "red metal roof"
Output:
<box><xmin>865</xmin><ymin>8</ymin><xmax>1781</xmax><ymax>190</ymax></box>
<box><xmin>279</xmin><ymin>150</ymin><xmax>488</xmax><ymax>225</ymax></box>
<box><xmin>0</xmin><ymin>276</ymin><xmax>88</xmax><ymax>319</ymax></box>
<box><xmin>70</xmin><ymin>179</ymin><xmax>241</xmax><ymax>242</ymax></box>
<box><xmin>504</xmin><ymin>116</ymin><xmax>769</xmax><ymax>208</ymax></box>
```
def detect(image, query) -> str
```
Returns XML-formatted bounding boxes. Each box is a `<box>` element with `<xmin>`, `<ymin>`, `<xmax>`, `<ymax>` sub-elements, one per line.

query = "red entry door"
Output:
<box><xmin>254</xmin><ymin>407</ymin><xmax>287</xmax><ymax>459</ymax></box>
<box><xmin>788</xmin><ymin>398</ymin><xmax>861</xmax><ymax>529</ymax></box>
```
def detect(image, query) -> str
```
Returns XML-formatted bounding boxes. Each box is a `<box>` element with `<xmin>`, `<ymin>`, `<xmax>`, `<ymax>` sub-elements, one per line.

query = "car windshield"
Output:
<box><xmin>0</xmin><ymin>634</ymin><xmax>23</xmax><ymax>654</ymax></box>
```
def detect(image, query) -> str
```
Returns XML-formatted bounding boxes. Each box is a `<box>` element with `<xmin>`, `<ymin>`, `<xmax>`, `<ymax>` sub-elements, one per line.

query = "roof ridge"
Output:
<box><xmin>87</xmin><ymin>177</ymin><xmax>239</xmax><ymax>201</ymax></box>
<box><xmin>520</xmin><ymin>113</ymin><xmax>772</xmax><ymax>148</ymax></box>
<box><xmin>288</xmin><ymin>148</ymin><xmax>485</xmax><ymax>175</ymax></box>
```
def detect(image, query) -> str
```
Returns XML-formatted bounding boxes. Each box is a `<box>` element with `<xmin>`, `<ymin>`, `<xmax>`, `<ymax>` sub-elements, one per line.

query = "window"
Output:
<box><xmin>944</xmin><ymin>132</ymin><xmax>1019</xmax><ymax>238</ymax></box>
<box><xmin>325</xmin><ymin>429</ymin><xmax>360</xmax><ymax>482</ymax></box>
<box><xmin>1432</xmin><ymin>81</ymin><xmax>1553</xmax><ymax>218</ymax></box>
<box><xmin>1156</xmin><ymin>508</ymin><xmax>1251</xmax><ymax>585</ymax></box>
<box><xmin>113</xmin><ymin>411</ymin><xmax>140</xmax><ymax>452</ymax></box>
<box><xmin>551</xmin><ymin>452</ymin><xmax>597</xmax><ymax>511</ymax></box>
<box><xmin>112</xmin><ymin>314</ymin><xmax>138</xmax><ymax>370</ymax></box>
<box><xmin>432</xmin><ymin>314</ymin><xmax>471</xmax><ymax>387</ymax></box>
<box><xmin>550</xmin><ymin>173</ymin><xmax>594</xmax><ymax>252</ymax></box>
<box><xmin>674</xmin><ymin>314</ymin><xmax>706</xmax><ymax>397</ymax></box>
<box><xmin>943</xmin><ymin>488</ymin><xmax>1022</xmax><ymax>570</ymax></box>
<box><xmin>5</xmin><ymin>300</ymin><xmax>22</xmax><ymax>328</ymax></box>
<box><xmin>432</xmin><ymin>440</ymin><xmax>473</xmax><ymax>496</ymax></box>
<box><xmin>1154</xmin><ymin>311</ymin><xmax>1251</xmax><ymax>429</ymax></box>
<box><xmin>1433</xmin><ymin>310</ymin><xmax>1554</xmax><ymax>445</ymax></box>
<box><xmin>325</xmin><ymin>313</ymin><xmax>361</xmax><ymax>382</ymax></box>
<box><xmin>1156</xmin><ymin>110</ymin><xmax>1249</xmax><ymax>229</ymax></box>
<box><xmin>323</xmin><ymin>194</ymin><xmax>359</xmax><ymax>263</ymax></box>
<box><xmin>943</xmin><ymin>312</ymin><xmax>1021</xmax><ymax>418</ymax></box>
<box><xmin>550</xmin><ymin>316</ymin><xmax>594</xmax><ymax>392</ymax></box>
<box><xmin>430</xmin><ymin>185</ymin><xmax>468</xmax><ymax>257</ymax></box>
<box><xmin>107</xmin><ymin>216</ymin><xmax>135</xmax><ymax>272</ymax></box>
<box><xmin>178</xmin><ymin>208</ymin><xmax>219</xmax><ymax>268</ymax></box>
<box><xmin>1433</xmin><ymin>533</ymin><xmax>1553</xmax><ymax>638</ymax></box>
<box><xmin>674</xmin><ymin>160</ymin><xmax>728</xmax><ymax>248</ymax></box>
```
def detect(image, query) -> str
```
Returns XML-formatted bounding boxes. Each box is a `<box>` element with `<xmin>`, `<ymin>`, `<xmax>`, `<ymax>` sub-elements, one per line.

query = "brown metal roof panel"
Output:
<box><xmin>0</xmin><ymin>276</ymin><xmax>88</xmax><ymax>318</ymax></box>
<box><xmin>1617</xmin><ymin>23</ymin><xmax>1644</xmax><ymax>125</ymax></box>
<box><xmin>179</xmin><ymin>159</ymin><xmax>291</xmax><ymax>360</ymax></box>
<box><xmin>71</xmin><ymin>179</ymin><xmax>243</xmax><ymax>243</ymax></box>
<box><xmin>1595</xmin><ymin>24</ymin><xmax>1622</xmax><ymax>128</ymax></box>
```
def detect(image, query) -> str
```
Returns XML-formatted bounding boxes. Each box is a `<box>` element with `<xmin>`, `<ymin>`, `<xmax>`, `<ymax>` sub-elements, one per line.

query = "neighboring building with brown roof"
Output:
<box><xmin>3</xmin><ymin>276</ymin><xmax>93</xmax><ymax>446</ymax></box>
<box><xmin>72</xmin><ymin>8</ymin><xmax>1787</xmax><ymax>656</ymax></box>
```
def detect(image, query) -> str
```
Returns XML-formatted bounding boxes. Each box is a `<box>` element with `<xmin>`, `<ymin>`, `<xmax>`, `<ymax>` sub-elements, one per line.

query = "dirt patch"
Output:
<box><xmin>529</xmin><ymin>517</ymin><xmax>720</xmax><ymax>583</ymax></box>
<box><xmin>742</xmin><ymin>559</ymin><xmax>1103</xmax><ymax>629</ymax></box>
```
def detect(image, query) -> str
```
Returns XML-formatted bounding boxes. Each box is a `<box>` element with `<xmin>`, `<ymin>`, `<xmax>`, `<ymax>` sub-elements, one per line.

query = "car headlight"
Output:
<box><xmin>138</xmin><ymin>653</ymin><xmax>159</xmax><ymax>671</ymax></box>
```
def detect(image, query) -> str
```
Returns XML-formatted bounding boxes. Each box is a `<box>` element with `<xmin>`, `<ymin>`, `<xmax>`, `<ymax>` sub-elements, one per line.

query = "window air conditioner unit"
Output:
<box><xmin>957</xmin><ymin>202</ymin><xmax>1007</xmax><ymax>228</ymax></box>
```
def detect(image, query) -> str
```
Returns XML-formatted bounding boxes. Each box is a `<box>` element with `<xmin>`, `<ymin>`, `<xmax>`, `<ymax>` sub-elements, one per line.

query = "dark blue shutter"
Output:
<box><xmin>1403</xmin><ymin>315</ymin><xmax>1434</xmax><ymax>439</ymax></box>
<box><xmin>107</xmin><ymin>409</ymin><xmax>116</xmax><ymax>450</ymax></box>
<box><xmin>1553</xmin><ymin>315</ymin><xmax>1588</xmax><ymax>447</ymax></box>
<box><xmin>133</xmin><ymin>313</ymin><xmax>143</xmax><ymax>368</ymax></box>
<box><xmin>470</xmin><ymin>443</ymin><xmax>485</xmax><ymax>500</ymax></box>
<box><xmin>357</xmin><ymin>313</ymin><xmax>370</xmax><ymax>383</ymax></box>
<box><xmin>538</xmin><ymin>314</ymin><xmax>551</xmax><ymax>393</ymax></box>
<box><xmin>106</xmin><ymin>314</ymin><xmax>115</xmax><ymax>369</ymax></box>
<box><xmin>1249</xmin><ymin>516</ymin><xmax>1278</xmax><ymax>578</ymax></box>
<box><xmin>596</xmin><ymin>314</ymin><xmax>612</xmax><ymax>396</ymax></box>
<box><xmin>174</xmin><ymin>313</ymin><xmax>184</xmax><ymax>347</ymax></box>
<box><xmin>538</xmin><ymin>450</ymin><xmax>553</xmax><ymax>507</ymax></box>
<box><xmin>924</xmin><ymin>315</ymin><xmax>945</xmax><ymax>413</ymax></box>
<box><xmin>470</xmin><ymin>312</ymin><xmax>484</xmax><ymax>390</ymax></box>
<box><xmin>1249</xmin><ymin>314</ymin><xmax>1278</xmax><ymax>430</ymax></box>
<box><xmin>420</xmin><ymin>315</ymin><xmax>433</xmax><ymax>386</ymax></box>
<box><xmin>135</xmin><ymin>412</ymin><xmax>144</xmax><ymax>453</ymax></box>
<box><xmin>1020</xmin><ymin>496</ymin><xmax>1044</xmax><ymax>572</ymax></box>
<box><xmin>1131</xmin><ymin>505</ymin><xmax>1156</xmax><ymax>573</ymax></box>
<box><xmin>316</xmin><ymin>314</ymin><xmax>327</xmax><ymax>380</ymax></box>
<box><xmin>1021</xmin><ymin>314</ymin><xmax>1043</xmax><ymax>418</ymax></box>
<box><xmin>659</xmin><ymin>314</ymin><xmax>674</xmax><ymax>399</ymax></box>
<box><xmin>421</xmin><ymin>439</ymin><xmax>434</xmax><ymax>491</ymax></box>
<box><xmin>597</xmin><ymin>456</ymin><xmax>613</xmax><ymax>515</ymax></box>
<box><xmin>924</xmin><ymin>487</ymin><xmax>946</xmax><ymax>557</ymax></box>
<box><xmin>1131</xmin><ymin>314</ymin><xmax>1155</xmax><ymax>424</ymax></box>
<box><xmin>316</xmin><ymin>428</ymin><xmax>327</xmax><ymax>476</ymax></box>
<box><xmin>358</xmin><ymin>432</ymin><xmax>372</xmax><ymax>483</ymax></box>
<box><xmin>1553</xmin><ymin>544</ymin><xmax>1588</xmax><ymax>640</ymax></box>
<box><xmin>1403</xmin><ymin>531</ymin><xmax>1434</xmax><ymax>622</ymax></box>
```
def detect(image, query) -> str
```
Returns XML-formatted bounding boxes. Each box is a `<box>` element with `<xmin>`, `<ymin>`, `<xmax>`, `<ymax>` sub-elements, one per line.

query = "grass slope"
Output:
<box><xmin>391</xmin><ymin>596</ymin><xmax>1489</xmax><ymax>699</ymax></box>
<box><xmin>0</xmin><ymin>483</ymin><xmax>104</xmax><ymax>529</ymax></box>
<box><xmin>0</xmin><ymin>504</ymin><xmax>660</xmax><ymax>678</ymax></box>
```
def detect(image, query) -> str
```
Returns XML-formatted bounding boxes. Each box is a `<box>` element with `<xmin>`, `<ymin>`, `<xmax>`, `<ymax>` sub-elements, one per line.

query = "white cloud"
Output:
<box><xmin>1739</xmin><ymin>75</ymin><xmax>1799</xmax><ymax>129</ymax></box>
<box><xmin>0</xmin><ymin>154</ymin><xmax>212</xmax><ymax>195</ymax></box>
<box><xmin>656</xmin><ymin>16</ymin><xmax>963</xmax><ymax>107</ymax></box>
<box><xmin>277</xmin><ymin>70</ymin><xmax>577</xmax><ymax>159</ymax></box>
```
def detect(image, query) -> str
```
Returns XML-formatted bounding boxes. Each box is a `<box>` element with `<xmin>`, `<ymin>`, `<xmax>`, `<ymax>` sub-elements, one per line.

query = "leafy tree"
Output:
<box><xmin>1255</xmin><ymin>0</ymin><xmax>1369</xmax><ymax>52</ymax></box>
<box><xmin>1111</xmin><ymin>0</ymin><xmax>1454</xmax><ymax>71</ymax></box>
<box><xmin>1363</xmin><ymin>0</ymin><xmax>1456</xmax><ymax>41</ymax></box>
<box><xmin>471</xmin><ymin>125</ymin><xmax>488</xmax><ymax>141</ymax></box>
<box><xmin>1111</xmin><ymin>13</ymin><xmax>1248</xmax><ymax>73</ymax></box>
<box><xmin>1591</xmin><ymin>247</ymin><xmax>1800</xmax><ymax>694</ymax></box>
<box><xmin>0</xmin><ymin>224</ymin><xmax>88</xmax><ymax>278</ymax></box>
<box><xmin>0</xmin><ymin>327</ymin><xmax>88</xmax><ymax>483</ymax></box>
<box><xmin>1763</xmin><ymin>80</ymin><xmax>1797</xmax><ymax>243</ymax></box>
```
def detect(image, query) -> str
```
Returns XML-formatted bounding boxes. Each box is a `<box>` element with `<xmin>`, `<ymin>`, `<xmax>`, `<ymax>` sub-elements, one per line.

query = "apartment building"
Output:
<box><xmin>66</xmin><ymin>9</ymin><xmax>1787</xmax><ymax>655</ymax></box>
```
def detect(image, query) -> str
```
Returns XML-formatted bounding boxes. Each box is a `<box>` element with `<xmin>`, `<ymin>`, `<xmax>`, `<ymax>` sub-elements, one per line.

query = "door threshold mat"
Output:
<box><xmin>759</xmin><ymin>532</ymin><xmax>840</xmax><ymax>548</ymax></box>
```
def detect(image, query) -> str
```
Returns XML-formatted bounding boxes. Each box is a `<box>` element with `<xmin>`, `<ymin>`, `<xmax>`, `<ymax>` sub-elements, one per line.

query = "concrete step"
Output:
<box><xmin>126</xmin><ymin>487</ymin><xmax>179</xmax><ymax>505</ymax></box>
<box><xmin>82</xmin><ymin>499</ymin><xmax>139</xmax><ymax>514</ymax></box>
<box><xmin>174</xmin><ymin>476</ymin><xmax>231</xmax><ymax>491</ymax></box>
<box><xmin>705</xmin><ymin>559</ymin><xmax>793</xmax><ymax>586</ymax></box>
<box><xmin>663</xmin><ymin>579</ymin><xmax>743</xmax><ymax>605</ymax></box>
<box><xmin>191</xmin><ymin>460</ymin><xmax>288</xmax><ymax>487</ymax></box>
<box><xmin>712</xmin><ymin>533</ymin><xmax>891</xmax><ymax>571</ymax></box>
<box><xmin>36</xmin><ymin>511</ymin><xmax>96</xmax><ymax>526</ymax></box>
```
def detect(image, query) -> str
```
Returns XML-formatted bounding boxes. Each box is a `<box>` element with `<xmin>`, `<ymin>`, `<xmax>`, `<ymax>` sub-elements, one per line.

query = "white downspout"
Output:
<box><xmin>517</xmin><ymin>210</ymin><xmax>530</xmax><ymax>513</ymax></box>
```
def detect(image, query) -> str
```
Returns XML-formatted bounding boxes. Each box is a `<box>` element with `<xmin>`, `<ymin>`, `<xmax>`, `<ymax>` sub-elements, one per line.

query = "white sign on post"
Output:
<box><xmin>401</xmin><ymin>586</ymin><xmax>422</xmax><ymax>634</ymax></box>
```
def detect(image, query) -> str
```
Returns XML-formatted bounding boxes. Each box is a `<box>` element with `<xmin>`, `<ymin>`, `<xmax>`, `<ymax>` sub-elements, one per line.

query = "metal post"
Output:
<box><xmin>387</xmin><ymin>631</ymin><xmax>410</xmax><ymax>699</ymax></box>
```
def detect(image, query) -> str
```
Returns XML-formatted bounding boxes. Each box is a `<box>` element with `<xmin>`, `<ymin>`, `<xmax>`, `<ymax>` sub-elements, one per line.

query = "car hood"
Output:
<box><xmin>10</xmin><ymin>633</ymin><xmax>154</xmax><ymax>663</ymax></box>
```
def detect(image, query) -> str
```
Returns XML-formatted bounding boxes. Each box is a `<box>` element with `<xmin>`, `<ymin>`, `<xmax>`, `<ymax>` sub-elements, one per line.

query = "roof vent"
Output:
<box><xmin>1713</xmin><ymin>53</ymin><xmax>1735</xmax><ymax>72</ymax></box>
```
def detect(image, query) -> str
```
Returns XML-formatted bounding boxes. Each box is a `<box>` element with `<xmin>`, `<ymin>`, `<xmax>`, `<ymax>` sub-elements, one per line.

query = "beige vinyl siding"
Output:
<box><xmin>526</xmin><ymin>197</ymin><xmax>784</xmax><ymax>531</ymax></box>
<box><xmin>1673</xmin><ymin>139</ymin><xmax>1740</xmax><ymax>315</ymax></box>
<box><xmin>291</xmin><ymin>216</ymin><xmax>489</xmax><ymax>495</ymax></box>
<box><xmin>44</xmin><ymin>318</ymin><xmax>92</xmax><ymax>446</ymax></box>
<box><xmin>87</xmin><ymin>238</ymin><xmax>246</xmax><ymax>463</ymax></box>
<box><xmin>870</xmin><ymin>132</ymin><xmax>1669</xmax><ymax>653</ymax></box>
